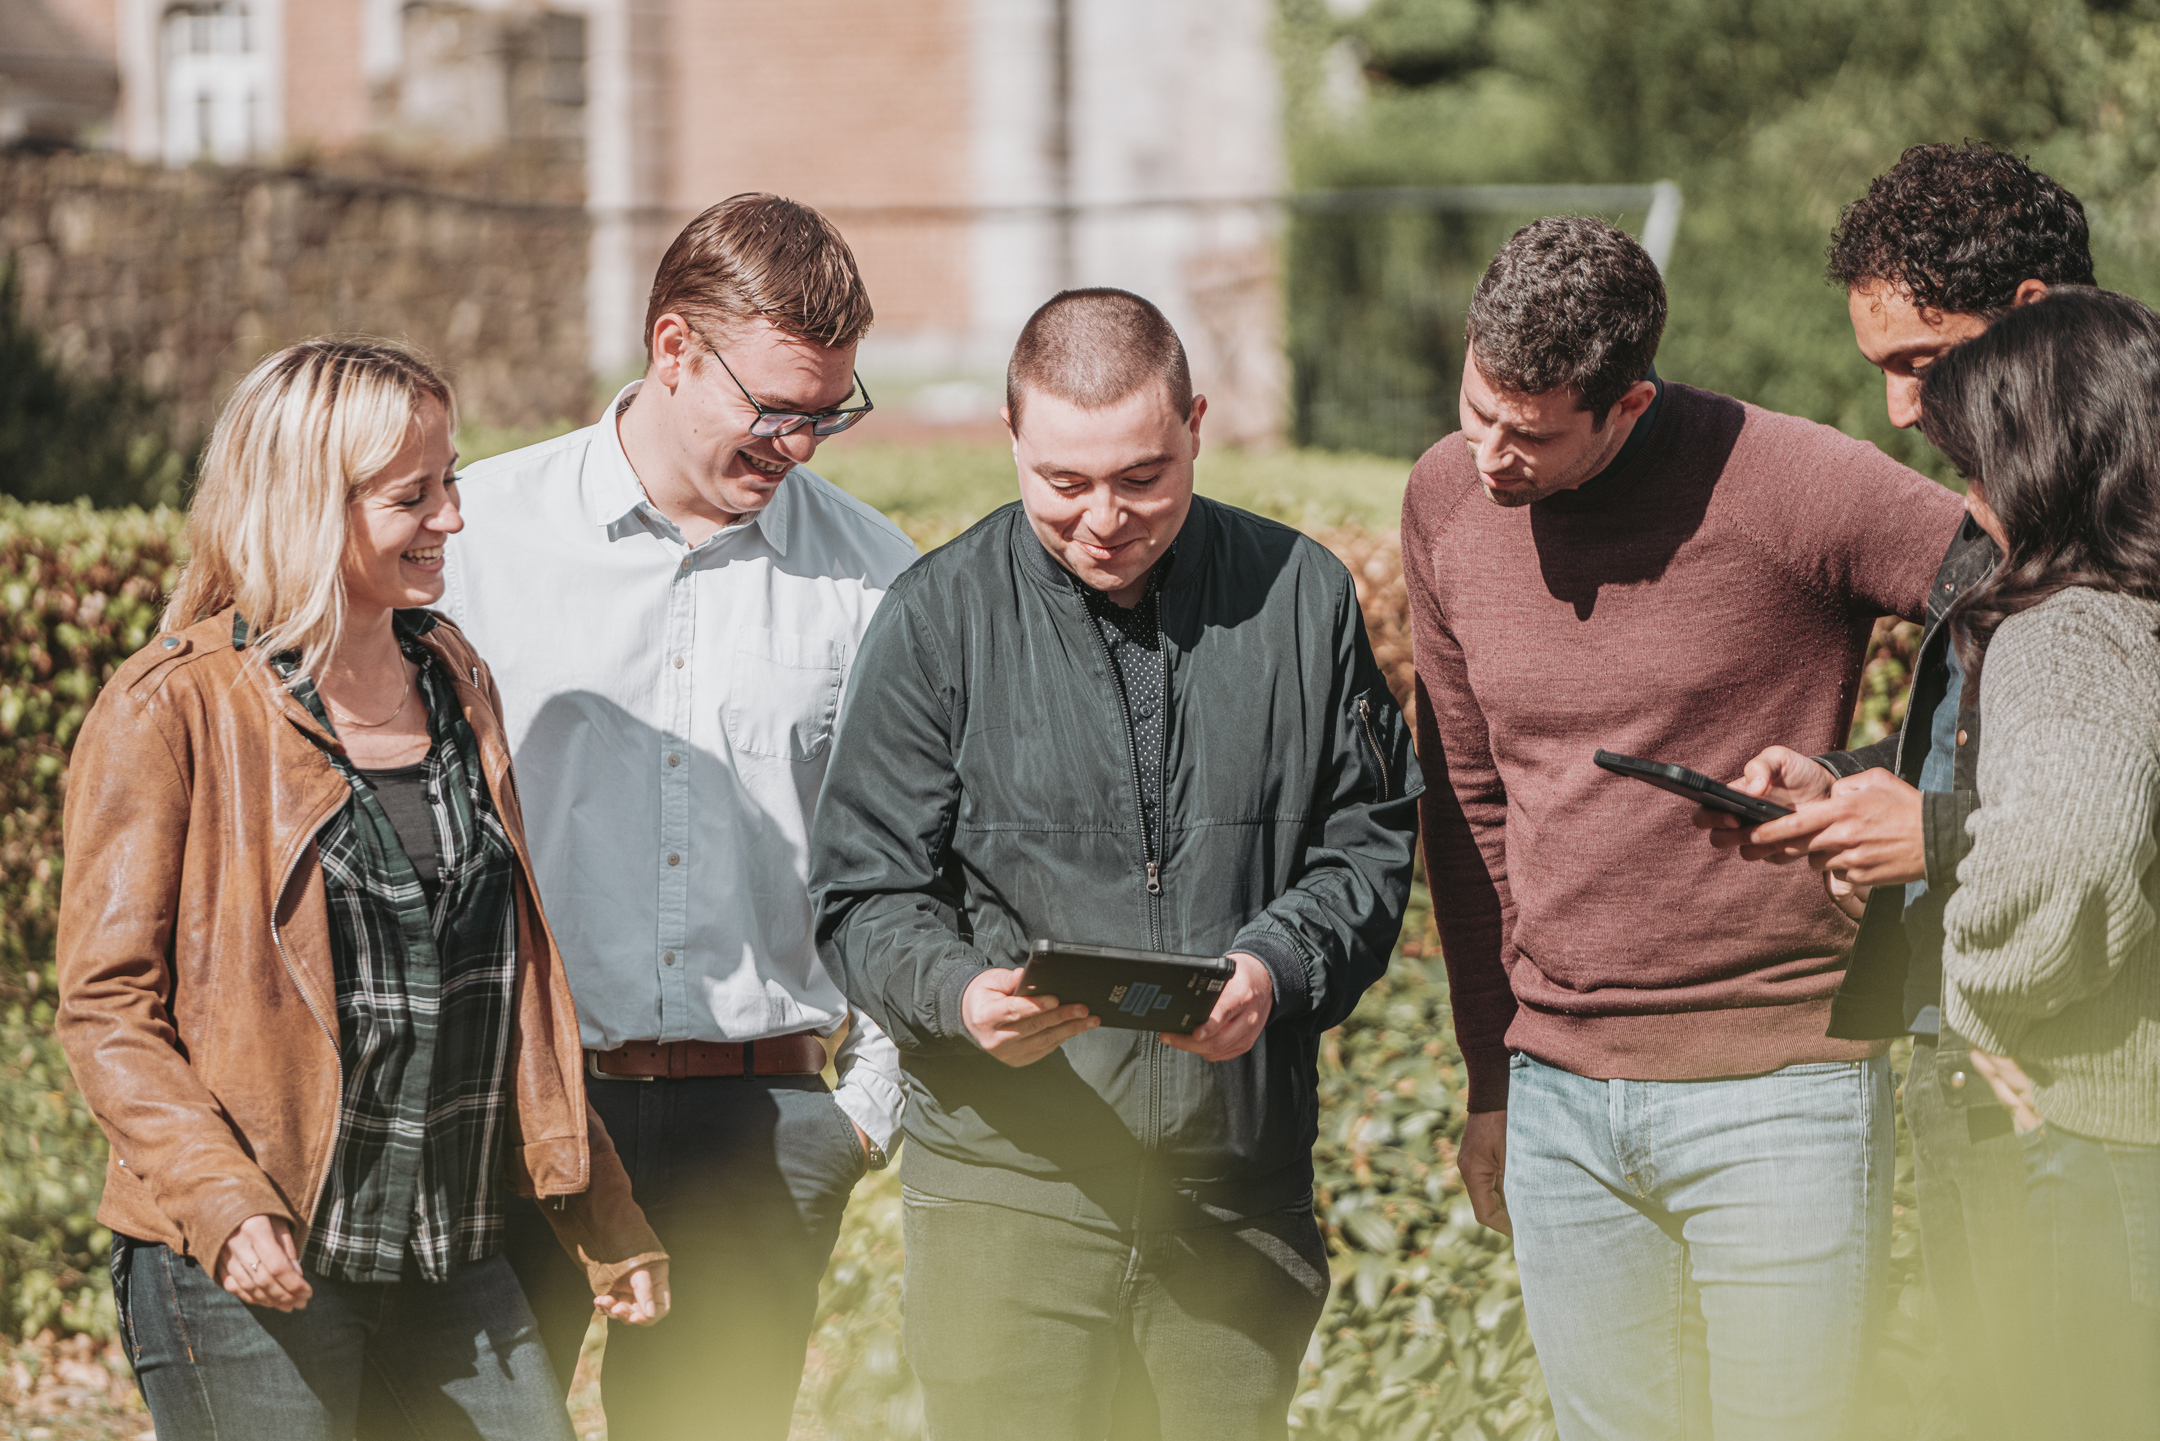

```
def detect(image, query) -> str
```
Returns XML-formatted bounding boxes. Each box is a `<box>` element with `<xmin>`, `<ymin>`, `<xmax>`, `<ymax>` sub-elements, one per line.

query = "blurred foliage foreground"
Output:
<box><xmin>0</xmin><ymin>486</ymin><xmax>1929</xmax><ymax>1440</ymax></box>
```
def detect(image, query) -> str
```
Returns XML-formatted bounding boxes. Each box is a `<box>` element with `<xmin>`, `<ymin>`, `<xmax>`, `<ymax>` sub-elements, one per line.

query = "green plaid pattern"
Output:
<box><xmin>272</xmin><ymin>614</ymin><xmax>520</xmax><ymax>1284</ymax></box>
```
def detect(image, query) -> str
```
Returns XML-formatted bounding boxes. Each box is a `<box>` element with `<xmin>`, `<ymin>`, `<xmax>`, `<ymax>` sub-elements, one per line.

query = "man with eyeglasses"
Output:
<box><xmin>441</xmin><ymin>193</ymin><xmax>916</xmax><ymax>1440</ymax></box>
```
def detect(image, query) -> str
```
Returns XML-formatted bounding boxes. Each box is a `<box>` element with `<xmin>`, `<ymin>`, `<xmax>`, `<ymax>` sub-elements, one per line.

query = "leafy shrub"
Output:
<box><xmin>0</xmin><ymin>488</ymin><xmax>1939</xmax><ymax>1441</ymax></box>
<box><xmin>0</xmin><ymin>500</ymin><xmax>184</xmax><ymax>1340</ymax></box>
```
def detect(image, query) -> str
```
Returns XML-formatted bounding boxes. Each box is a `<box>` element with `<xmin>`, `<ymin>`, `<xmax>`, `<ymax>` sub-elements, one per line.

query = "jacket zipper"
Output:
<box><xmin>1357</xmin><ymin>696</ymin><xmax>1391</xmax><ymax>800</ymax></box>
<box><xmin>1084</xmin><ymin>593</ymin><xmax>1167</xmax><ymax>1164</ymax></box>
<box><xmin>1087</xmin><ymin>613</ymin><xmax>1162</xmax><ymax>925</ymax></box>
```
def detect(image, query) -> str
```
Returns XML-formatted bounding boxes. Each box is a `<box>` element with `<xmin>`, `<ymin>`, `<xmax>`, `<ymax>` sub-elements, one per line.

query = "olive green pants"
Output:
<box><xmin>901</xmin><ymin>1190</ymin><xmax>1329</xmax><ymax>1441</ymax></box>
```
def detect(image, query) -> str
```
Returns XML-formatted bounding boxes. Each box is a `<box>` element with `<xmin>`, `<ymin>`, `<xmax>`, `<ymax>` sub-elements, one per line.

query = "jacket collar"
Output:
<box><xmin>226</xmin><ymin>608</ymin><xmax>456</xmax><ymax>752</ymax></box>
<box><xmin>585</xmin><ymin>379</ymin><xmax>795</xmax><ymax>556</ymax></box>
<box><xmin>1016</xmin><ymin>493</ymin><xmax>1215</xmax><ymax>597</ymax></box>
<box><xmin>1938</xmin><ymin>513</ymin><xmax>1999</xmax><ymax>594</ymax></box>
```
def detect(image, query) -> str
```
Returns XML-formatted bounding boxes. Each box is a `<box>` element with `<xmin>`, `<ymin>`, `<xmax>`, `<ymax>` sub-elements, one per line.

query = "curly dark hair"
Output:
<box><xmin>1918</xmin><ymin>287</ymin><xmax>2160</xmax><ymax>679</ymax></box>
<box><xmin>1465</xmin><ymin>216</ymin><xmax>1666</xmax><ymax>421</ymax></box>
<box><xmin>1828</xmin><ymin>142</ymin><xmax>2094</xmax><ymax>314</ymax></box>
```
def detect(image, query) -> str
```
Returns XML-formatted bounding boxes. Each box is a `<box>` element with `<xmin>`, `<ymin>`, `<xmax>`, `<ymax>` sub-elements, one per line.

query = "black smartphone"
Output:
<box><xmin>1593</xmin><ymin>749</ymin><xmax>1795</xmax><ymax>825</ymax></box>
<box><xmin>1016</xmin><ymin>940</ymin><xmax>1236</xmax><ymax>1034</ymax></box>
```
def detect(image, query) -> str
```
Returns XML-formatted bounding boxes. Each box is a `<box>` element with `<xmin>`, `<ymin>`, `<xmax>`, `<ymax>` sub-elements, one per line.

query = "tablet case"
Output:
<box><xmin>1017</xmin><ymin>940</ymin><xmax>1236</xmax><ymax>1033</ymax></box>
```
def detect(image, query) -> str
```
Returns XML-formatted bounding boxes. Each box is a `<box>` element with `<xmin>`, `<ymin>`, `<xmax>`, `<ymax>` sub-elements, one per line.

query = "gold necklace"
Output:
<box><xmin>326</xmin><ymin>666</ymin><xmax>415</xmax><ymax>730</ymax></box>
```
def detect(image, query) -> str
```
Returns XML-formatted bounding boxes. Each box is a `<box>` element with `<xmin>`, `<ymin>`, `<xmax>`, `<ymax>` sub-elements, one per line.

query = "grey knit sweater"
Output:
<box><xmin>1943</xmin><ymin>587</ymin><xmax>2160</xmax><ymax>1146</ymax></box>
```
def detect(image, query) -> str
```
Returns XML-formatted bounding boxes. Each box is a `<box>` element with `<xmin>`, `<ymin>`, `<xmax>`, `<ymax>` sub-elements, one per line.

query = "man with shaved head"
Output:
<box><xmin>811</xmin><ymin>288</ymin><xmax>1420</xmax><ymax>1439</ymax></box>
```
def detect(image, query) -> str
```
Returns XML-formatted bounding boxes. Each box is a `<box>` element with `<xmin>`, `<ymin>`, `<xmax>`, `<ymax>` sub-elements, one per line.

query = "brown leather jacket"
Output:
<box><xmin>56</xmin><ymin>607</ymin><xmax>665</xmax><ymax>1292</ymax></box>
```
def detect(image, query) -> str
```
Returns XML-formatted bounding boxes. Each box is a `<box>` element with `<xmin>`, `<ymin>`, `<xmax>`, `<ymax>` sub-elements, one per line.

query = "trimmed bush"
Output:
<box><xmin>0</xmin><ymin>489</ymin><xmax>1931</xmax><ymax>1439</ymax></box>
<box><xmin>0</xmin><ymin>500</ymin><xmax>184</xmax><ymax>1341</ymax></box>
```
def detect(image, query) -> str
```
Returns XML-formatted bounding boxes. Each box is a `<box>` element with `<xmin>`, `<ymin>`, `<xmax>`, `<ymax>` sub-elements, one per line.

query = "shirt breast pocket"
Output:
<box><xmin>723</xmin><ymin>629</ymin><xmax>847</xmax><ymax>762</ymax></box>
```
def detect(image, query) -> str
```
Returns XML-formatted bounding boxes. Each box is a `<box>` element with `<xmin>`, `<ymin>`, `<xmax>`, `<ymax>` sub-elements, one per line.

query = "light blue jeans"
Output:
<box><xmin>1504</xmin><ymin>1051</ymin><xmax>1893</xmax><ymax>1441</ymax></box>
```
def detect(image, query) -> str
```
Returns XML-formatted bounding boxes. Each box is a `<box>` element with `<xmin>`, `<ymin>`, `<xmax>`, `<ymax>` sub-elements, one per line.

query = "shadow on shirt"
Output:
<box><xmin>1528</xmin><ymin>389</ymin><xmax>1743</xmax><ymax>622</ymax></box>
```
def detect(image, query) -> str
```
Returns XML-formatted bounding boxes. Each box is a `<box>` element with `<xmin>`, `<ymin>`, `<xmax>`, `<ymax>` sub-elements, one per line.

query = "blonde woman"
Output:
<box><xmin>56</xmin><ymin>338</ymin><xmax>668</xmax><ymax>1440</ymax></box>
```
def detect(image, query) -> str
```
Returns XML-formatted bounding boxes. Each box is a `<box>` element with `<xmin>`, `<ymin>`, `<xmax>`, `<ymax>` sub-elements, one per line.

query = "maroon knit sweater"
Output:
<box><xmin>1405</xmin><ymin>383</ymin><xmax>1964</xmax><ymax>1111</ymax></box>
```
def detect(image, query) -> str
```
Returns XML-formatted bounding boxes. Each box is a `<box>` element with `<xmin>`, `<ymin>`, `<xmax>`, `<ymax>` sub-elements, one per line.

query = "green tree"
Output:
<box><xmin>1280</xmin><ymin>0</ymin><xmax>2160</xmax><ymax>466</ymax></box>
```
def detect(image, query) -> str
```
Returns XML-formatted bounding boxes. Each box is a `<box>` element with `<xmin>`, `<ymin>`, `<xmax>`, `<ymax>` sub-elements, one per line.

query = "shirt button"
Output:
<box><xmin>663</xmin><ymin>952</ymin><xmax>676</xmax><ymax>966</ymax></box>
<box><xmin>667</xmin><ymin>753</ymin><xmax>680</xmax><ymax>767</ymax></box>
<box><xmin>1951</xmin><ymin>1070</ymin><xmax>1968</xmax><ymax>1090</ymax></box>
<box><xmin>1136</xmin><ymin>704</ymin><xmax>1153</xmax><ymax>720</ymax></box>
<box><xmin>160</xmin><ymin>637</ymin><xmax>178</xmax><ymax>649</ymax></box>
<box><xmin>1956</xmin><ymin>729</ymin><xmax>1968</xmax><ymax>746</ymax></box>
<box><xmin>673</xmin><ymin>656</ymin><xmax>685</xmax><ymax>669</ymax></box>
<box><xmin>667</xmin><ymin>853</ymin><xmax>681</xmax><ymax>866</ymax></box>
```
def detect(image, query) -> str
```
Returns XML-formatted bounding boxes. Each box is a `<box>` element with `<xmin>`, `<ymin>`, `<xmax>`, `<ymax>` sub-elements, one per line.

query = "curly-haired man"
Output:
<box><xmin>1407</xmin><ymin>216</ymin><xmax>1964</xmax><ymax>1439</ymax></box>
<box><xmin>1699</xmin><ymin>142</ymin><xmax>2096</xmax><ymax>1441</ymax></box>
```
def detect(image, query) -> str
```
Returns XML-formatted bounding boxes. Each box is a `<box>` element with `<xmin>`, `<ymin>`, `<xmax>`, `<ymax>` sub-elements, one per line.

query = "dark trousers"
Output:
<box><xmin>112</xmin><ymin>1237</ymin><xmax>573</xmax><ymax>1441</ymax></box>
<box><xmin>900</xmin><ymin>1190</ymin><xmax>1329</xmax><ymax>1441</ymax></box>
<box><xmin>503</xmin><ymin>1073</ymin><xmax>864</xmax><ymax>1441</ymax></box>
<box><xmin>2022</xmin><ymin>1122</ymin><xmax>2160</xmax><ymax>1439</ymax></box>
<box><xmin>1907</xmin><ymin>1036</ymin><xmax>2045</xmax><ymax>1441</ymax></box>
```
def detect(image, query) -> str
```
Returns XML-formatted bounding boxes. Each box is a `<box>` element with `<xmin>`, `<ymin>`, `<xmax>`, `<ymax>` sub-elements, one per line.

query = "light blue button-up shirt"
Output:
<box><xmin>440</xmin><ymin>383</ymin><xmax>919</xmax><ymax>1149</ymax></box>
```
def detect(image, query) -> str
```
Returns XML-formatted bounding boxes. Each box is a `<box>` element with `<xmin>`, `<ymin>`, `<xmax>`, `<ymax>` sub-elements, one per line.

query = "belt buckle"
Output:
<box><xmin>586</xmin><ymin>1049</ymin><xmax>656</xmax><ymax>1083</ymax></box>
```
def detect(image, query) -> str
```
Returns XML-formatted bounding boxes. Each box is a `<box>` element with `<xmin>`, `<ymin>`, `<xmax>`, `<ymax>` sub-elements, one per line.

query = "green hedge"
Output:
<box><xmin>0</xmin><ymin>500</ymin><xmax>184</xmax><ymax>1339</ymax></box>
<box><xmin>0</xmin><ymin>488</ymin><xmax>1931</xmax><ymax>1439</ymax></box>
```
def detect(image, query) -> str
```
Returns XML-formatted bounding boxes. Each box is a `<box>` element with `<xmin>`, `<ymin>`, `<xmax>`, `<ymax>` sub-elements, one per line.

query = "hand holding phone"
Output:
<box><xmin>1695</xmin><ymin>745</ymin><xmax>1837</xmax><ymax>853</ymax></box>
<box><xmin>1594</xmin><ymin>749</ymin><xmax>1795</xmax><ymax>824</ymax></box>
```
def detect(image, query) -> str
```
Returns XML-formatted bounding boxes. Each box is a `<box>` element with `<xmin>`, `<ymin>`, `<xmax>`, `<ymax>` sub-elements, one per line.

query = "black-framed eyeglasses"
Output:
<box><xmin>704</xmin><ymin>342</ymin><xmax>874</xmax><ymax>438</ymax></box>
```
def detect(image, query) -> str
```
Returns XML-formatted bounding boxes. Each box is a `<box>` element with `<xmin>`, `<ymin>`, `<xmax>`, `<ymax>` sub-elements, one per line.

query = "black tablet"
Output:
<box><xmin>1593</xmin><ymin>749</ymin><xmax>1795</xmax><ymax>825</ymax></box>
<box><xmin>1016</xmin><ymin>940</ymin><xmax>1236</xmax><ymax>1034</ymax></box>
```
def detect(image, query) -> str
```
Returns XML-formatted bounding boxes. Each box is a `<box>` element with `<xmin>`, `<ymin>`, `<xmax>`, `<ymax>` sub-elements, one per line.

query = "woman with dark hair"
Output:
<box><xmin>1919</xmin><ymin>285</ymin><xmax>2160</xmax><ymax>1435</ymax></box>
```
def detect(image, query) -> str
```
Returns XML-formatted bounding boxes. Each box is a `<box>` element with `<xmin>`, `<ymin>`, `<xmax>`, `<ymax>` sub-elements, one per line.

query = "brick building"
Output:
<box><xmin>9</xmin><ymin>0</ymin><xmax>1287</xmax><ymax>442</ymax></box>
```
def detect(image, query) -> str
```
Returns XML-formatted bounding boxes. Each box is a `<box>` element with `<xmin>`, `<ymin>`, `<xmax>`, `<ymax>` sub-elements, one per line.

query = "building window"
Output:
<box><xmin>162</xmin><ymin>2</ymin><xmax>267</xmax><ymax>165</ymax></box>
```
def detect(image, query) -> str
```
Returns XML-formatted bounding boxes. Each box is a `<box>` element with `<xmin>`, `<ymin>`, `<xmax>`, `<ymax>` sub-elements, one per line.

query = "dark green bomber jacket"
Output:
<box><xmin>810</xmin><ymin>496</ymin><xmax>1421</xmax><ymax>1230</ymax></box>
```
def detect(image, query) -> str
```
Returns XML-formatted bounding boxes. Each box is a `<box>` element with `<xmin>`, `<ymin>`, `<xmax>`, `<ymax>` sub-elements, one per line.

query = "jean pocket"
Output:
<box><xmin>825</xmin><ymin>1093</ymin><xmax>870</xmax><ymax>1183</ymax></box>
<box><xmin>2105</xmin><ymin>1142</ymin><xmax>2160</xmax><ymax>1311</ymax></box>
<box><xmin>1772</xmin><ymin>1060</ymin><xmax>1865</xmax><ymax>1077</ymax></box>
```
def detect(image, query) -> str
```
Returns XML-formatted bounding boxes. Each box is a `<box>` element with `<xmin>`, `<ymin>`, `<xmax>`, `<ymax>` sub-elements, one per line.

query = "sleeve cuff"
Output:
<box><xmin>1813</xmin><ymin>749</ymin><xmax>1868</xmax><ymax>779</ymax></box>
<box><xmin>1463</xmin><ymin>1046</ymin><xmax>1511</xmax><ymax>1112</ymax></box>
<box><xmin>1231</xmin><ymin>931</ymin><xmax>1310</xmax><ymax>1022</ymax></box>
<box><xmin>1923</xmin><ymin>789</ymin><xmax>1978</xmax><ymax>889</ymax></box>
<box><xmin>934</xmin><ymin>961</ymin><xmax>984</xmax><ymax>1045</ymax></box>
<box><xmin>832</xmin><ymin>1070</ymin><xmax>904</xmax><ymax>1155</ymax></box>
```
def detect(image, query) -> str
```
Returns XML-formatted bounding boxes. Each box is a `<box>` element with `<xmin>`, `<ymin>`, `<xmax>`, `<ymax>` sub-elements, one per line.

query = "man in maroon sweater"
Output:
<box><xmin>1404</xmin><ymin>217</ymin><xmax>1962</xmax><ymax>1440</ymax></box>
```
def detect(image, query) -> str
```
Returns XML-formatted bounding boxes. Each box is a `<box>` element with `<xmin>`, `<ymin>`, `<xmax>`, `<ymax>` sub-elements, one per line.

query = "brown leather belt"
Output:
<box><xmin>586</xmin><ymin>1032</ymin><xmax>828</xmax><ymax>1081</ymax></box>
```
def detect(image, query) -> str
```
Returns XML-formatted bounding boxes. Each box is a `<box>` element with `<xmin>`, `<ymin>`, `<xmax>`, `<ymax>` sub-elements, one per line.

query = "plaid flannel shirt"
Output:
<box><xmin>273</xmin><ymin>613</ymin><xmax>520</xmax><ymax>1284</ymax></box>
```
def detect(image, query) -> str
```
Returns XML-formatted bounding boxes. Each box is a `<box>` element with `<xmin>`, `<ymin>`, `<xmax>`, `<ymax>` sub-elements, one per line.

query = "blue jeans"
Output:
<box><xmin>2022</xmin><ymin>1123</ymin><xmax>2160</xmax><ymax>1438</ymax></box>
<box><xmin>1504</xmin><ymin>1051</ymin><xmax>1893</xmax><ymax>1441</ymax></box>
<box><xmin>112</xmin><ymin>1236</ymin><xmax>574</xmax><ymax>1441</ymax></box>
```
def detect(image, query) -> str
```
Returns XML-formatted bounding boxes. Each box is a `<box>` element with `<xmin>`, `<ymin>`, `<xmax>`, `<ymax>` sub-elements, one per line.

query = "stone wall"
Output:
<box><xmin>0</xmin><ymin>151</ymin><xmax>593</xmax><ymax>443</ymax></box>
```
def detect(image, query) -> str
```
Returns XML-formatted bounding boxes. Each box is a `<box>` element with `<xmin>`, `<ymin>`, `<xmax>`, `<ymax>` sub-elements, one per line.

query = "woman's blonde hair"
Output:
<box><xmin>162</xmin><ymin>337</ymin><xmax>454</xmax><ymax>681</ymax></box>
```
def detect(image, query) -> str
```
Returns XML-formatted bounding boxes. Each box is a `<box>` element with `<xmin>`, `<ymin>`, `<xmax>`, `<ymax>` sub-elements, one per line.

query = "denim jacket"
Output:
<box><xmin>1819</xmin><ymin>515</ymin><xmax>1997</xmax><ymax>1049</ymax></box>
